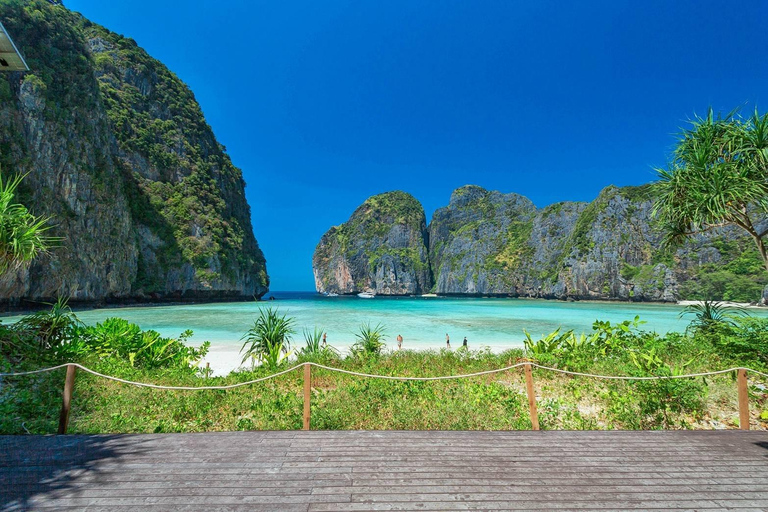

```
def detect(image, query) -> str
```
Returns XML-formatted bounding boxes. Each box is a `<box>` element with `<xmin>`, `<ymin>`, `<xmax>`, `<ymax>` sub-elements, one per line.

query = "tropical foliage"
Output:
<box><xmin>298</xmin><ymin>327</ymin><xmax>338</xmax><ymax>359</ymax></box>
<box><xmin>351</xmin><ymin>322</ymin><xmax>386</xmax><ymax>356</ymax></box>
<box><xmin>0</xmin><ymin>171</ymin><xmax>56</xmax><ymax>275</ymax></box>
<box><xmin>1</xmin><ymin>304</ymin><xmax>768</xmax><ymax>433</ymax></box>
<box><xmin>653</xmin><ymin>108</ymin><xmax>768</xmax><ymax>270</ymax></box>
<box><xmin>240</xmin><ymin>308</ymin><xmax>294</xmax><ymax>369</ymax></box>
<box><xmin>679</xmin><ymin>300</ymin><xmax>747</xmax><ymax>331</ymax></box>
<box><xmin>3</xmin><ymin>299</ymin><xmax>208</xmax><ymax>370</ymax></box>
<box><xmin>523</xmin><ymin>316</ymin><xmax>647</xmax><ymax>368</ymax></box>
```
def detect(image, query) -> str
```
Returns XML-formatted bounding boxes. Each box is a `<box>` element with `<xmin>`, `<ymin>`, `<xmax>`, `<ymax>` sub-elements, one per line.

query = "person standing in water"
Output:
<box><xmin>445</xmin><ymin>333</ymin><xmax>450</xmax><ymax>349</ymax></box>
<box><xmin>397</xmin><ymin>334</ymin><xmax>403</xmax><ymax>350</ymax></box>
<box><xmin>463</xmin><ymin>336</ymin><xmax>468</xmax><ymax>348</ymax></box>
<box><xmin>322</xmin><ymin>332</ymin><xmax>327</xmax><ymax>347</ymax></box>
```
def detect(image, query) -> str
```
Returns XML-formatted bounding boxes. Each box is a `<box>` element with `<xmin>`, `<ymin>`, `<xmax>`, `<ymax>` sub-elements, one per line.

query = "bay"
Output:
<box><xmin>5</xmin><ymin>292</ymin><xmax>765</xmax><ymax>375</ymax></box>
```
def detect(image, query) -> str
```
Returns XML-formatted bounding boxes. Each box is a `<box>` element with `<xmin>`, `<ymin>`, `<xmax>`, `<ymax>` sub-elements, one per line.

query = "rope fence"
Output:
<box><xmin>1</xmin><ymin>361</ymin><xmax>765</xmax><ymax>433</ymax></box>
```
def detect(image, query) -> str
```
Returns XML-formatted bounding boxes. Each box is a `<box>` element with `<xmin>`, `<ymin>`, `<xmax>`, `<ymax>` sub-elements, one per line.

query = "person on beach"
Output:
<box><xmin>397</xmin><ymin>334</ymin><xmax>403</xmax><ymax>350</ymax></box>
<box><xmin>322</xmin><ymin>332</ymin><xmax>327</xmax><ymax>347</ymax></box>
<box><xmin>445</xmin><ymin>333</ymin><xmax>450</xmax><ymax>349</ymax></box>
<box><xmin>463</xmin><ymin>336</ymin><xmax>468</xmax><ymax>348</ymax></box>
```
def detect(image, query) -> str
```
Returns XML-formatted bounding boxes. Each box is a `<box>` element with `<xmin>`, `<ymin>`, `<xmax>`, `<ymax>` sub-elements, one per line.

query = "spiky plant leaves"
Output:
<box><xmin>652</xmin><ymin>108</ymin><xmax>768</xmax><ymax>270</ymax></box>
<box><xmin>0</xmin><ymin>170</ymin><xmax>59</xmax><ymax>275</ymax></box>
<box><xmin>240</xmin><ymin>307</ymin><xmax>295</xmax><ymax>367</ymax></box>
<box><xmin>351</xmin><ymin>322</ymin><xmax>386</xmax><ymax>356</ymax></box>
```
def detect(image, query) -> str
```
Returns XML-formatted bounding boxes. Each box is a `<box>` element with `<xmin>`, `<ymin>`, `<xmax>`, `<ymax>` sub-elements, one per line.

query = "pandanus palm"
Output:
<box><xmin>653</xmin><ymin>108</ymin><xmax>768</xmax><ymax>270</ymax></box>
<box><xmin>351</xmin><ymin>322</ymin><xmax>386</xmax><ymax>356</ymax></box>
<box><xmin>680</xmin><ymin>300</ymin><xmax>747</xmax><ymax>331</ymax></box>
<box><xmin>240</xmin><ymin>307</ymin><xmax>295</xmax><ymax>369</ymax></box>
<box><xmin>0</xmin><ymin>171</ymin><xmax>57</xmax><ymax>275</ymax></box>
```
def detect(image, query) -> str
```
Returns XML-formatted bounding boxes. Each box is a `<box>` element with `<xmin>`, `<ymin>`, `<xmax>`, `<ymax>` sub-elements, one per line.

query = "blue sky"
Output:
<box><xmin>66</xmin><ymin>0</ymin><xmax>768</xmax><ymax>291</ymax></box>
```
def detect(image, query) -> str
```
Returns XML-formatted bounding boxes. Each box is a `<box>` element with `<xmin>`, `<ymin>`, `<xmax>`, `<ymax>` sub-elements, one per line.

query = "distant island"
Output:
<box><xmin>313</xmin><ymin>186</ymin><xmax>767</xmax><ymax>303</ymax></box>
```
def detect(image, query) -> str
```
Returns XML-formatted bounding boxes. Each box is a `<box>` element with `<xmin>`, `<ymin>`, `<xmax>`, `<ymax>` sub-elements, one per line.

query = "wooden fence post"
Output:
<box><xmin>523</xmin><ymin>362</ymin><xmax>539</xmax><ymax>431</ymax></box>
<box><xmin>303</xmin><ymin>363</ymin><xmax>311</xmax><ymax>431</ymax></box>
<box><xmin>737</xmin><ymin>368</ymin><xmax>749</xmax><ymax>430</ymax></box>
<box><xmin>57</xmin><ymin>364</ymin><xmax>77</xmax><ymax>434</ymax></box>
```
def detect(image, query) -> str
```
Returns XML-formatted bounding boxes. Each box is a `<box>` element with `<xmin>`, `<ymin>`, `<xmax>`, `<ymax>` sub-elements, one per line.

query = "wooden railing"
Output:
<box><xmin>1</xmin><ymin>362</ymin><xmax>762</xmax><ymax>433</ymax></box>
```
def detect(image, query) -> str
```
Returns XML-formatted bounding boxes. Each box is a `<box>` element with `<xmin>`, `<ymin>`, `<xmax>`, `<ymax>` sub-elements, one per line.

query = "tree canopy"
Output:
<box><xmin>653</xmin><ymin>108</ymin><xmax>768</xmax><ymax>270</ymax></box>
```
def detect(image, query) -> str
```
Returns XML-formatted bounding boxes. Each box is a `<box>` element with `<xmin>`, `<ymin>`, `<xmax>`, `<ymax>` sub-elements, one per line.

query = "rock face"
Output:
<box><xmin>429</xmin><ymin>186</ymin><xmax>538</xmax><ymax>295</ymax></box>
<box><xmin>0</xmin><ymin>0</ymin><xmax>268</xmax><ymax>304</ymax></box>
<box><xmin>313</xmin><ymin>191</ymin><xmax>432</xmax><ymax>295</ymax></box>
<box><xmin>315</xmin><ymin>184</ymin><xmax>767</xmax><ymax>302</ymax></box>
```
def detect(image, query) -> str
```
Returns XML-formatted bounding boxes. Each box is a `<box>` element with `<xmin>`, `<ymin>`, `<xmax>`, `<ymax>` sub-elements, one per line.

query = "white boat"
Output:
<box><xmin>357</xmin><ymin>292</ymin><xmax>375</xmax><ymax>299</ymax></box>
<box><xmin>322</xmin><ymin>292</ymin><xmax>339</xmax><ymax>297</ymax></box>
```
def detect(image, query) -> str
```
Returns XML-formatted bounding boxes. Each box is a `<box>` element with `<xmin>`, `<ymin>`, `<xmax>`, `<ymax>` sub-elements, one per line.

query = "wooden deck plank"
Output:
<box><xmin>1</xmin><ymin>430</ymin><xmax>766</xmax><ymax>511</ymax></box>
<box><xmin>307</xmin><ymin>501</ymin><xmax>732</xmax><ymax>511</ymax></box>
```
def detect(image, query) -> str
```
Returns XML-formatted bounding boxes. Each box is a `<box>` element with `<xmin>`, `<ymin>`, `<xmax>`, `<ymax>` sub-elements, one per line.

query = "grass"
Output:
<box><xmin>2</xmin><ymin>307</ymin><xmax>767</xmax><ymax>434</ymax></box>
<box><xmin>1</xmin><ymin>346</ymin><xmax>765</xmax><ymax>434</ymax></box>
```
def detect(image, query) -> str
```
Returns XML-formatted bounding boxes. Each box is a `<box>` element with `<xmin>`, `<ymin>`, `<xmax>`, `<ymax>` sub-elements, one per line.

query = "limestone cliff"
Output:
<box><xmin>313</xmin><ymin>191</ymin><xmax>432</xmax><ymax>295</ymax></box>
<box><xmin>430</xmin><ymin>184</ymin><xmax>765</xmax><ymax>301</ymax></box>
<box><xmin>315</xmin><ymin>184</ymin><xmax>766</xmax><ymax>302</ymax></box>
<box><xmin>0</xmin><ymin>0</ymin><xmax>268</xmax><ymax>304</ymax></box>
<box><xmin>429</xmin><ymin>186</ymin><xmax>538</xmax><ymax>295</ymax></box>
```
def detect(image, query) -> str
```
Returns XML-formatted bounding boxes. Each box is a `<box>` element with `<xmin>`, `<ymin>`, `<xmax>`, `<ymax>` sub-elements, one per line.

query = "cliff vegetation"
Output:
<box><xmin>314</xmin><ymin>184</ymin><xmax>767</xmax><ymax>302</ymax></box>
<box><xmin>313</xmin><ymin>191</ymin><xmax>432</xmax><ymax>295</ymax></box>
<box><xmin>0</xmin><ymin>0</ymin><xmax>268</xmax><ymax>304</ymax></box>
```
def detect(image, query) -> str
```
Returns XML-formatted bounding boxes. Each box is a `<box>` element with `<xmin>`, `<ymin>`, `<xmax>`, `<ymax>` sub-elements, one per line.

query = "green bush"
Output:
<box><xmin>5</xmin><ymin>301</ymin><xmax>208</xmax><ymax>372</ymax></box>
<box><xmin>628</xmin><ymin>347</ymin><xmax>706</xmax><ymax>428</ymax></box>
<box><xmin>694</xmin><ymin>317</ymin><xmax>768</xmax><ymax>365</ymax></box>
<box><xmin>240</xmin><ymin>307</ymin><xmax>294</xmax><ymax>370</ymax></box>
<box><xmin>2</xmin><ymin>310</ymin><xmax>766</xmax><ymax>434</ymax></box>
<box><xmin>351</xmin><ymin>322</ymin><xmax>386</xmax><ymax>357</ymax></box>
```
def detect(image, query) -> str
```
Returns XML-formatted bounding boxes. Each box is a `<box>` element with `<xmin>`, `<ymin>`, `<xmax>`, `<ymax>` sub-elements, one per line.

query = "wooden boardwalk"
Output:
<box><xmin>2</xmin><ymin>430</ymin><xmax>767</xmax><ymax>511</ymax></box>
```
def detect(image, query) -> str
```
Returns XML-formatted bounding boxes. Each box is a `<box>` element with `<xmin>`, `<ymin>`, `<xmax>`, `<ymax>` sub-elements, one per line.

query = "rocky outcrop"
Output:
<box><xmin>0</xmin><ymin>0</ymin><xmax>268</xmax><ymax>304</ymax></box>
<box><xmin>429</xmin><ymin>186</ymin><xmax>537</xmax><ymax>295</ymax></box>
<box><xmin>429</xmin><ymin>184</ymin><xmax>761</xmax><ymax>301</ymax></box>
<box><xmin>313</xmin><ymin>191</ymin><xmax>432</xmax><ymax>295</ymax></box>
<box><xmin>315</xmin><ymin>184</ymin><xmax>766</xmax><ymax>302</ymax></box>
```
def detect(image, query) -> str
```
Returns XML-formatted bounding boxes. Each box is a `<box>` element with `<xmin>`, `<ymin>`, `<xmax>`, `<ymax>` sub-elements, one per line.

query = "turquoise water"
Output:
<box><xmin>5</xmin><ymin>292</ymin><xmax>765</xmax><ymax>348</ymax></box>
<box><xmin>5</xmin><ymin>293</ymin><xmax>765</xmax><ymax>373</ymax></box>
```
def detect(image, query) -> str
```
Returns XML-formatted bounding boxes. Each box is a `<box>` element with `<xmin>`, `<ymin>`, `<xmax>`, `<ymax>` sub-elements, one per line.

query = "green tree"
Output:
<box><xmin>0</xmin><ymin>170</ymin><xmax>57</xmax><ymax>275</ymax></box>
<box><xmin>653</xmin><ymin>108</ymin><xmax>768</xmax><ymax>270</ymax></box>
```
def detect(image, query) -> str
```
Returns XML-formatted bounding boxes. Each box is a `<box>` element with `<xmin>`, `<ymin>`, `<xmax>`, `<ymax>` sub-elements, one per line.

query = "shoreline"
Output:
<box><xmin>5</xmin><ymin>292</ymin><xmax>762</xmax><ymax>317</ymax></box>
<box><xmin>0</xmin><ymin>294</ymin><xmax>270</xmax><ymax>317</ymax></box>
<box><xmin>201</xmin><ymin>344</ymin><xmax>522</xmax><ymax>377</ymax></box>
<box><xmin>676</xmin><ymin>300</ymin><xmax>766</xmax><ymax>309</ymax></box>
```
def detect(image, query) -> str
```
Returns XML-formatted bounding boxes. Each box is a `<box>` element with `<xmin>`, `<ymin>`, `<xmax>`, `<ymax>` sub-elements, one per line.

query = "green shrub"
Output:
<box><xmin>695</xmin><ymin>317</ymin><xmax>768</xmax><ymax>365</ymax></box>
<box><xmin>240</xmin><ymin>307</ymin><xmax>294</xmax><ymax>369</ymax></box>
<box><xmin>15</xmin><ymin>297</ymin><xmax>81</xmax><ymax>350</ymax></box>
<box><xmin>628</xmin><ymin>348</ymin><xmax>706</xmax><ymax>428</ymax></box>
<box><xmin>68</xmin><ymin>318</ymin><xmax>208</xmax><ymax>370</ymax></box>
<box><xmin>351</xmin><ymin>322</ymin><xmax>386</xmax><ymax>357</ymax></box>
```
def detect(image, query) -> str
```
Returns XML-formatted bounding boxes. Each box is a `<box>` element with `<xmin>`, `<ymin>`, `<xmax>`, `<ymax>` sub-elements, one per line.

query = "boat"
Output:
<box><xmin>357</xmin><ymin>292</ymin><xmax>375</xmax><ymax>298</ymax></box>
<box><xmin>322</xmin><ymin>292</ymin><xmax>339</xmax><ymax>297</ymax></box>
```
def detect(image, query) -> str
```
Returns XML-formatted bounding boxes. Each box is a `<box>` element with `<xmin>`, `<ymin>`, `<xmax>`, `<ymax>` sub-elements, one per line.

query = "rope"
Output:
<box><xmin>308</xmin><ymin>362</ymin><xmax>529</xmax><ymax>381</ymax></box>
<box><xmin>0</xmin><ymin>363</ymin><xmax>72</xmax><ymax>376</ymax></box>
<box><xmin>0</xmin><ymin>362</ymin><xmax>305</xmax><ymax>390</ymax></box>
<box><xmin>309</xmin><ymin>363</ymin><xmax>766</xmax><ymax>382</ymax></box>
<box><xmin>529</xmin><ymin>364</ymin><xmax>749</xmax><ymax>381</ymax></box>
<box><xmin>747</xmin><ymin>368</ymin><xmax>768</xmax><ymax>379</ymax></box>
<box><xmin>0</xmin><ymin>361</ymin><xmax>766</xmax><ymax>388</ymax></box>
